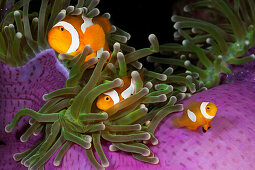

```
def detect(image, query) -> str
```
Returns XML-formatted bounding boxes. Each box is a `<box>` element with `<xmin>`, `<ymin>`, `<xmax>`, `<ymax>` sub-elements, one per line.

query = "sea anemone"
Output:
<box><xmin>1</xmin><ymin>0</ymin><xmax>194</xmax><ymax>169</ymax></box>
<box><xmin>2</xmin><ymin>0</ymin><xmax>255</xmax><ymax>169</ymax></box>
<box><xmin>148</xmin><ymin>0</ymin><xmax>255</xmax><ymax>88</ymax></box>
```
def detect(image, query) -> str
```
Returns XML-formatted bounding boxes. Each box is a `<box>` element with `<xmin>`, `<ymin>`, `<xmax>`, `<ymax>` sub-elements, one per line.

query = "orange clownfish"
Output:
<box><xmin>96</xmin><ymin>76</ymin><xmax>137</xmax><ymax>111</ymax></box>
<box><xmin>172</xmin><ymin>101</ymin><xmax>217</xmax><ymax>133</ymax></box>
<box><xmin>48</xmin><ymin>15</ymin><xmax>111</xmax><ymax>61</ymax></box>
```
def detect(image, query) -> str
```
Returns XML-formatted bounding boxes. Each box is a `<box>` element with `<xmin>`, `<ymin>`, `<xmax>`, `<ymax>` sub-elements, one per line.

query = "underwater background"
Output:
<box><xmin>0</xmin><ymin>0</ymin><xmax>255</xmax><ymax>170</ymax></box>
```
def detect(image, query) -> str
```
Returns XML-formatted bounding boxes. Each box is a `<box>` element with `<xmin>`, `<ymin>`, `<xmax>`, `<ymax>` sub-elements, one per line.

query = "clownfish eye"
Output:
<box><xmin>207</xmin><ymin>107</ymin><xmax>210</xmax><ymax>109</ymax></box>
<box><xmin>60</xmin><ymin>27</ymin><xmax>64</xmax><ymax>31</ymax></box>
<box><xmin>104</xmin><ymin>96</ymin><xmax>110</xmax><ymax>101</ymax></box>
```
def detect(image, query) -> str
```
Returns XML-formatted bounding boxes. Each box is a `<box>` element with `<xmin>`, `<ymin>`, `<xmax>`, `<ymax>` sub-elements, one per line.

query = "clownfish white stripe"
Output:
<box><xmin>187</xmin><ymin>109</ymin><xmax>196</xmax><ymax>122</ymax></box>
<box><xmin>81</xmin><ymin>16</ymin><xmax>94</xmax><ymax>33</ymax></box>
<box><xmin>121</xmin><ymin>78</ymin><xmax>135</xmax><ymax>99</ymax></box>
<box><xmin>53</xmin><ymin>21</ymin><xmax>80</xmax><ymax>54</ymax></box>
<box><xmin>104</xmin><ymin>90</ymin><xmax>120</xmax><ymax>105</ymax></box>
<box><xmin>200</xmin><ymin>102</ymin><xmax>214</xmax><ymax>119</ymax></box>
<box><xmin>96</xmin><ymin>48</ymin><xmax>104</xmax><ymax>58</ymax></box>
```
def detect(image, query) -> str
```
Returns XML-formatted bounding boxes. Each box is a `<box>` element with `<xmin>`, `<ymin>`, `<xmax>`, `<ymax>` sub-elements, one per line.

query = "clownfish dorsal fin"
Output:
<box><xmin>81</xmin><ymin>16</ymin><xmax>94</xmax><ymax>33</ymax></box>
<box><xmin>121</xmin><ymin>78</ymin><xmax>135</xmax><ymax>99</ymax></box>
<box><xmin>92</xmin><ymin>16</ymin><xmax>112</xmax><ymax>34</ymax></box>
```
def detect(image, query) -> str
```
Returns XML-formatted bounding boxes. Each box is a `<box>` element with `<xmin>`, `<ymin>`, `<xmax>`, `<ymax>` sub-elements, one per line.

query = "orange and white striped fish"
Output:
<box><xmin>48</xmin><ymin>15</ymin><xmax>111</xmax><ymax>61</ymax></box>
<box><xmin>172</xmin><ymin>100</ymin><xmax>217</xmax><ymax>132</ymax></box>
<box><xmin>96</xmin><ymin>76</ymin><xmax>137</xmax><ymax>111</ymax></box>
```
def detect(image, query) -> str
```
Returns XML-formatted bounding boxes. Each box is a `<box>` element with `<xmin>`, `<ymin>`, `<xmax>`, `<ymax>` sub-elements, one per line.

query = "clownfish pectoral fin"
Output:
<box><xmin>81</xmin><ymin>16</ymin><xmax>94</xmax><ymax>33</ymax></box>
<box><xmin>96</xmin><ymin>48</ymin><xmax>104</xmax><ymax>59</ymax></box>
<box><xmin>202</xmin><ymin>124</ymin><xmax>209</xmax><ymax>133</ymax></box>
<box><xmin>92</xmin><ymin>16</ymin><xmax>112</xmax><ymax>34</ymax></box>
<box><xmin>202</xmin><ymin>127</ymin><xmax>207</xmax><ymax>133</ymax></box>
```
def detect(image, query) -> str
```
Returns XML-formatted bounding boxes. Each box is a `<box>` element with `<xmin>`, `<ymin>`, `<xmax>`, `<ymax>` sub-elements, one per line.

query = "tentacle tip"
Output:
<box><xmin>85</xmin><ymin>143</ymin><xmax>92</xmax><ymax>149</ymax></box>
<box><xmin>145</xmin><ymin>121</ymin><xmax>150</xmax><ymax>126</ymax></box>
<box><xmin>169</xmin><ymin>85</ymin><xmax>174</xmax><ymax>91</ymax></box>
<box><xmin>184</xmin><ymin>5</ymin><xmax>191</xmax><ymax>12</ymax></box>
<box><xmin>117</xmin><ymin>52</ymin><xmax>124</xmax><ymax>59</ymax></box>
<box><xmin>145</xmin><ymin>82</ymin><xmax>153</xmax><ymax>89</ymax></box>
<box><xmin>23</xmin><ymin>160</ymin><xmax>30</xmax><ymax>167</ymax></box>
<box><xmin>145</xmin><ymin>133</ymin><xmax>151</xmax><ymax>140</ymax></box>
<box><xmin>143</xmin><ymin>140</ymin><xmax>148</xmax><ymax>144</ymax></box>
<box><xmin>171</xmin><ymin>15</ymin><xmax>177</xmax><ymax>22</ymax></box>
<box><xmin>16</xmin><ymin>32</ymin><xmax>23</xmax><ymax>39</ymax></box>
<box><xmin>53</xmin><ymin>160</ymin><xmax>61</xmax><ymax>166</ymax></box>
<box><xmin>152</xmin><ymin>157</ymin><xmax>160</xmax><ymax>164</ymax></box>
<box><xmin>42</xmin><ymin>94</ymin><xmax>47</xmax><ymax>101</ymax></box>
<box><xmin>20</xmin><ymin>135</ymin><xmax>28</xmax><ymax>143</ymax></box>
<box><xmin>5</xmin><ymin>125</ymin><xmax>12</xmax><ymax>133</ymax></box>
<box><xmin>170</xmin><ymin>96</ymin><xmax>177</xmax><ymax>104</ymax></box>
<box><xmin>101</xmin><ymin>51</ymin><xmax>110</xmax><ymax>60</ymax></box>
<box><xmin>160</xmin><ymin>74</ymin><xmax>167</xmax><ymax>81</ymax></box>
<box><xmin>126</xmin><ymin>33</ymin><xmax>131</xmax><ymax>40</ymax></box>
<box><xmin>159</xmin><ymin>94</ymin><xmax>167</xmax><ymax>102</ymax></box>
<box><xmin>173</xmin><ymin>22</ymin><xmax>181</xmax><ymax>29</ymax></box>
<box><xmin>13</xmin><ymin>154</ymin><xmax>20</xmax><ymax>161</ymax></box>
<box><xmin>102</xmin><ymin>161</ymin><xmax>110</xmax><ymax>167</ymax></box>
<box><xmin>184</xmin><ymin>60</ymin><xmax>191</xmax><ymax>66</ymax></box>
<box><xmin>14</xmin><ymin>10</ymin><xmax>20</xmax><ymax>16</ymax></box>
<box><xmin>113</xmin><ymin>42</ymin><xmax>120</xmax><ymax>50</ymax></box>
<box><xmin>100</xmin><ymin>124</ymin><xmax>106</xmax><ymax>130</ymax></box>
<box><xmin>152</xmin><ymin>139</ymin><xmax>159</xmax><ymax>145</ymax></box>
<box><xmin>142</xmin><ymin>87</ymin><xmax>150</xmax><ymax>94</ymax></box>
<box><xmin>85</xmin><ymin>135</ymin><xmax>92</xmax><ymax>143</ymax></box>
<box><xmin>109</xmin><ymin>145</ymin><xmax>118</xmax><ymax>152</ymax></box>
<box><xmin>114</xmin><ymin>78</ymin><xmax>124</xmax><ymax>87</ymax></box>
<box><xmin>186</xmin><ymin>75</ymin><xmax>192</xmax><ymax>79</ymax></box>
<box><xmin>182</xmin><ymin>40</ymin><xmax>189</xmax><ymax>46</ymax></box>
<box><xmin>102</xmin><ymin>112</ymin><xmax>108</xmax><ymax>119</ymax></box>
<box><xmin>146</xmin><ymin>56</ymin><xmax>153</xmax><ymax>62</ymax></box>
<box><xmin>137</xmin><ymin>124</ymin><xmax>142</xmax><ymax>130</ymax></box>
<box><xmin>142</xmin><ymin>107</ymin><xmax>148</xmax><ymax>113</ymax></box>
<box><xmin>148</xmin><ymin>34</ymin><xmax>156</xmax><ymax>41</ymax></box>
<box><xmin>33</xmin><ymin>132</ymin><xmax>40</xmax><ymax>136</ymax></box>
<box><xmin>143</xmin><ymin>150</ymin><xmax>151</xmax><ymax>157</ymax></box>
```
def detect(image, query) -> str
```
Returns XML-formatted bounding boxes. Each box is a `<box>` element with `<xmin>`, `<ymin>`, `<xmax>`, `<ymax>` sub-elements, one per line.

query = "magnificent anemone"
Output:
<box><xmin>2</xmin><ymin>0</ymin><xmax>205</xmax><ymax>169</ymax></box>
<box><xmin>148</xmin><ymin>0</ymin><xmax>255</xmax><ymax>88</ymax></box>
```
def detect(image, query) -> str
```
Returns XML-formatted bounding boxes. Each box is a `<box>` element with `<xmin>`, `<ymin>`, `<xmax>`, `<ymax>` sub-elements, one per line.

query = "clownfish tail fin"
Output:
<box><xmin>93</xmin><ymin>16</ymin><xmax>112</xmax><ymax>34</ymax></box>
<box><xmin>172</xmin><ymin>116</ymin><xmax>181</xmax><ymax>127</ymax></box>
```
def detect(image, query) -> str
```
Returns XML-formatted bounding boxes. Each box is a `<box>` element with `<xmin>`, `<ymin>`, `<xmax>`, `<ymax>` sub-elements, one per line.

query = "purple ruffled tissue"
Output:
<box><xmin>0</xmin><ymin>49</ymin><xmax>68</xmax><ymax>169</ymax></box>
<box><xmin>222</xmin><ymin>46</ymin><xmax>255</xmax><ymax>83</ymax></box>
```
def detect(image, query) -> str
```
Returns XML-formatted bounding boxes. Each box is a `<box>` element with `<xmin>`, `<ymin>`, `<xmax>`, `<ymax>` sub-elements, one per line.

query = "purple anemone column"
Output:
<box><xmin>0</xmin><ymin>49</ymin><xmax>68</xmax><ymax>169</ymax></box>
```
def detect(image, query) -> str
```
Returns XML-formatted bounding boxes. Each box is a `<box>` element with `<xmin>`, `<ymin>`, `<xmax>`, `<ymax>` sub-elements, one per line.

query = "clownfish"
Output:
<box><xmin>48</xmin><ymin>15</ymin><xmax>111</xmax><ymax>61</ymax></box>
<box><xmin>172</xmin><ymin>100</ymin><xmax>217</xmax><ymax>133</ymax></box>
<box><xmin>96</xmin><ymin>76</ymin><xmax>137</xmax><ymax>111</ymax></box>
